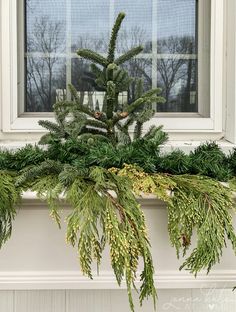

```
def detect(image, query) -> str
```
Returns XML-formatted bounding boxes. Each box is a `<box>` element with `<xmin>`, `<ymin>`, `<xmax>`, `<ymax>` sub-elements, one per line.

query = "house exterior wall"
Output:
<box><xmin>0</xmin><ymin>289</ymin><xmax>235</xmax><ymax>312</ymax></box>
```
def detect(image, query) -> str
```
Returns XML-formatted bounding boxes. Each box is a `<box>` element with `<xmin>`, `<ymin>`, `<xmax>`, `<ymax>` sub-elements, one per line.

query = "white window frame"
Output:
<box><xmin>0</xmin><ymin>0</ymin><xmax>226</xmax><ymax>137</ymax></box>
<box><xmin>225</xmin><ymin>0</ymin><xmax>236</xmax><ymax>144</ymax></box>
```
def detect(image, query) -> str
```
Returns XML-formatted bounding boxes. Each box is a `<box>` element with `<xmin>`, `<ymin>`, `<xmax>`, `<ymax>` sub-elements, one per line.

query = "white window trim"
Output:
<box><xmin>225</xmin><ymin>0</ymin><xmax>236</xmax><ymax>144</ymax></box>
<box><xmin>0</xmin><ymin>0</ymin><xmax>227</xmax><ymax>138</ymax></box>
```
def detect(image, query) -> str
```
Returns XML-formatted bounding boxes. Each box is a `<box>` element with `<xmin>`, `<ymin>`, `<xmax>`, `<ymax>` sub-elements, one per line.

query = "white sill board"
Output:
<box><xmin>0</xmin><ymin>140</ymin><xmax>235</xmax><ymax>154</ymax></box>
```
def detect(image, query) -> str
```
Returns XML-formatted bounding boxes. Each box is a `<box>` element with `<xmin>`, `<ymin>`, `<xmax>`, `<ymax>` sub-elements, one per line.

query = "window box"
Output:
<box><xmin>0</xmin><ymin>193</ymin><xmax>234</xmax><ymax>290</ymax></box>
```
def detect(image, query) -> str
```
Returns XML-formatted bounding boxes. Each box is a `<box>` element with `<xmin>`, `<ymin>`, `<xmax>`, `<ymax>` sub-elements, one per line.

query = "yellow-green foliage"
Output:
<box><xmin>109</xmin><ymin>163</ymin><xmax>175</xmax><ymax>202</ymax></box>
<box><xmin>114</xmin><ymin>164</ymin><xmax>236</xmax><ymax>275</ymax></box>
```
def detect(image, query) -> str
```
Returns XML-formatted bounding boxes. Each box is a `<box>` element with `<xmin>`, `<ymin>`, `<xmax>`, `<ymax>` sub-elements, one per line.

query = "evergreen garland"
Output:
<box><xmin>0</xmin><ymin>12</ymin><xmax>235</xmax><ymax>312</ymax></box>
<box><xmin>0</xmin><ymin>171</ymin><xmax>21</xmax><ymax>247</ymax></box>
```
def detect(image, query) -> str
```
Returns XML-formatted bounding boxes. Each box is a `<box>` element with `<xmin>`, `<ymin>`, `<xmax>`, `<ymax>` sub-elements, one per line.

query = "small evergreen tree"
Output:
<box><xmin>38</xmin><ymin>12</ymin><xmax>165</xmax><ymax>147</ymax></box>
<box><xmin>35</xmin><ymin>13</ymin><xmax>164</xmax><ymax>311</ymax></box>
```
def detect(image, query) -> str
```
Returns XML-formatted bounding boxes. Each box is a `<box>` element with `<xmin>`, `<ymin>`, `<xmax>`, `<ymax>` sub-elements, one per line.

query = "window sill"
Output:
<box><xmin>0</xmin><ymin>139</ymin><xmax>235</xmax><ymax>154</ymax></box>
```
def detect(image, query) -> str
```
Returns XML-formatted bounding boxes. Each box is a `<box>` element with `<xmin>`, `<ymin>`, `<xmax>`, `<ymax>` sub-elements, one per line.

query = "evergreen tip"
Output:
<box><xmin>118</xmin><ymin>12</ymin><xmax>126</xmax><ymax>19</ymax></box>
<box><xmin>107</xmin><ymin>63</ymin><xmax>118</xmax><ymax>70</ymax></box>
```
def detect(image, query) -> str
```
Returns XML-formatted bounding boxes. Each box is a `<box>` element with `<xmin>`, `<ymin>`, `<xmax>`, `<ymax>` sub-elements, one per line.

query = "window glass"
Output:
<box><xmin>156</xmin><ymin>0</ymin><xmax>197</xmax><ymax>112</ymax></box>
<box><xmin>114</xmin><ymin>0</ymin><xmax>152</xmax><ymax>53</ymax></box>
<box><xmin>25</xmin><ymin>0</ymin><xmax>66</xmax><ymax>112</ymax></box>
<box><xmin>71</xmin><ymin>0</ymin><xmax>109</xmax><ymax>53</ymax></box>
<box><xmin>24</xmin><ymin>0</ymin><xmax>208</xmax><ymax>114</ymax></box>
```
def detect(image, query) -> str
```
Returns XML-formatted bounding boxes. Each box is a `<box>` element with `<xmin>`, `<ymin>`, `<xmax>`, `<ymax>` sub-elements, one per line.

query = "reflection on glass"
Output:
<box><xmin>26</xmin><ymin>57</ymin><xmax>66</xmax><ymax>112</ymax></box>
<box><xmin>157</xmin><ymin>0</ymin><xmax>196</xmax><ymax>53</ymax></box>
<box><xmin>157</xmin><ymin>36</ymin><xmax>195</xmax><ymax>55</ymax></box>
<box><xmin>26</xmin><ymin>0</ymin><xmax>66</xmax><ymax>53</ymax></box>
<box><xmin>72</xmin><ymin>58</ymin><xmax>107</xmax><ymax>111</ymax></box>
<box><xmin>114</xmin><ymin>0</ymin><xmax>152</xmax><ymax>53</ymax></box>
<box><xmin>156</xmin><ymin>0</ymin><xmax>197</xmax><ymax>112</ymax></box>
<box><xmin>71</xmin><ymin>58</ymin><xmax>152</xmax><ymax>111</ymax></box>
<box><xmin>24</xmin><ymin>0</ymin><xmax>200</xmax><ymax>113</ymax></box>
<box><xmin>71</xmin><ymin>0</ymin><xmax>109</xmax><ymax>53</ymax></box>
<box><xmin>121</xmin><ymin>58</ymin><xmax>152</xmax><ymax>103</ymax></box>
<box><xmin>72</xmin><ymin>58</ymin><xmax>94</xmax><ymax>92</ymax></box>
<box><xmin>157</xmin><ymin>59</ymin><xmax>197</xmax><ymax>112</ymax></box>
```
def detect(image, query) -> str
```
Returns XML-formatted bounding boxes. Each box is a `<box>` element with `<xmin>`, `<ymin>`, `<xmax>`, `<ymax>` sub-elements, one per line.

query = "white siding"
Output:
<box><xmin>0</xmin><ymin>289</ymin><xmax>235</xmax><ymax>312</ymax></box>
<box><xmin>0</xmin><ymin>291</ymin><xmax>14</xmax><ymax>312</ymax></box>
<box><xmin>14</xmin><ymin>290</ymin><xmax>65</xmax><ymax>312</ymax></box>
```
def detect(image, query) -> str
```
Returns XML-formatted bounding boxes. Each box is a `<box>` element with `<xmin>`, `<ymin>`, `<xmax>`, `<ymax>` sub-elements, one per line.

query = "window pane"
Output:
<box><xmin>157</xmin><ymin>0</ymin><xmax>196</xmax><ymax>53</ymax></box>
<box><xmin>71</xmin><ymin>0</ymin><xmax>109</xmax><ymax>53</ymax></box>
<box><xmin>156</xmin><ymin>58</ymin><xmax>197</xmax><ymax>112</ymax></box>
<box><xmin>24</xmin><ymin>0</ymin><xmax>209</xmax><ymax>114</ymax></box>
<box><xmin>156</xmin><ymin>0</ymin><xmax>198</xmax><ymax>112</ymax></box>
<box><xmin>121</xmin><ymin>58</ymin><xmax>152</xmax><ymax>103</ymax></box>
<box><xmin>26</xmin><ymin>57</ymin><xmax>66</xmax><ymax>112</ymax></box>
<box><xmin>25</xmin><ymin>0</ymin><xmax>67</xmax><ymax>111</ymax></box>
<box><xmin>26</xmin><ymin>0</ymin><xmax>66</xmax><ymax>54</ymax></box>
<box><xmin>114</xmin><ymin>0</ymin><xmax>152</xmax><ymax>53</ymax></box>
<box><xmin>71</xmin><ymin>58</ymin><xmax>152</xmax><ymax>110</ymax></box>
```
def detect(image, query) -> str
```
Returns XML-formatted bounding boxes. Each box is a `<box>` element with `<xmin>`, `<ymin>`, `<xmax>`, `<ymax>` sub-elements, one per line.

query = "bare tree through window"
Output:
<box><xmin>24</xmin><ymin>0</ymin><xmax>199</xmax><ymax>113</ymax></box>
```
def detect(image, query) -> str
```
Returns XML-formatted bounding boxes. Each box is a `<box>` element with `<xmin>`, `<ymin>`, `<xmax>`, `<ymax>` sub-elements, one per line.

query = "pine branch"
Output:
<box><xmin>53</xmin><ymin>101</ymin><xmax>71</xmax><ymax>123</ymax></box>
<box><xmin>38</xmin><ymin>120</ymin><xmax>64</xmax><ymax>135</ymax></box>
<box><xmin>78</xmin><ymin>133</ymin><xmax>110</xmax><ymax>143</ymax></box>
<box><xmin>126</xmin><ymin>96</ymin><xmax>163</xmax><ymax>115</ymax></box>
<box><xmin>133</xmin><ymin>108</ymin><xmax>155</xmax><ymax>140</ymax></box>
<box><xmin>16</xmin><ymin>160</ymin><xmax>63</xmax><ymax>187</ymax></box>
<box><xmin>90</xmin><ymin>64</ymin><xmax>104</xmax><ymax>77</ymax></box>
<box><xmin>143</xmin><ymin>125</ymin><xmax>168</xmax><ymax>145</ymax></box>
<box><xmin>106</xmin><ymin>81</ymin><xmax>116</xmax><ymax>119</ymax></box>
<box><xmin>134</xmin><ymin>79</ymin><xmax>143</xmax><ymax>99</ymax></box>
<box><xmin>112</xmin><ymin>96</ymin><xmax>163</xmax><ymax>126</ymax></box>
<box><xmin>143</xmin><ymin>125</ymin><xmax>157</xmax><ymax>140</ymax></box>
<box><xmin>106</xmin><ymin>63</ymin><xmax>118</xmax><ymax>80</ymax></box>
<box><xmin>68</xmin><ymin>84</ymin><xmax>80</xmax><ymax>101</ymax></box>
<box><xmin>71</xmin><ymin>100</ymin><xmax>96</xmax><ymax>119</ymax></box>
<box><xmin>133</xmin><ymin>121</ymin><xmax>143</xmax><ymax>140</ymax></box>
<box><xmin>77</xmin><ymin>49</ymin><xmax>109</xmax><ymax>67</ymax></box>
<box><xmin>107</xmin><ymin>12</ymin><xmax>126</xmax><ymax>62</ymax></box>
<box><xmin>115</xmin><ymin>46</ymin><xmax>144</xmax><ymax>65</ymax></box>
<box><xmin>0</xmin><ymin>171</ymin><xmax>20</xmax><ymax>248</ymax></box>
<box><xmin>142</xmin><ymin>88</ymin><xmax>162</xmax><ymax>97</ymax></box>
<box><xmin>85</xmin><ymin>119</ymin><xmax>108</xmax><ymax>130</ymax></box>
<box><xmin>80</xmin><ymin>127</ymin><xmax>108</xmax><ymax>137</ymax></box>
<box><xmin>38</xmin><ymin>133</ymin><xmax>55</xmax><ymax>145</ymax></box>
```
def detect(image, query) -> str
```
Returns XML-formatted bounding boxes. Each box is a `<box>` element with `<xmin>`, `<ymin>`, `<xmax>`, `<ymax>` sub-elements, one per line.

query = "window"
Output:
<box><xmin>0</xmin><ymin>0</ymin><xmax>225</xmax><ymax>137</ymax></box>
<box><xmin>24</xmin><ymin>0</ymin><xmax>203</xmax><ymax>114</ymax></box>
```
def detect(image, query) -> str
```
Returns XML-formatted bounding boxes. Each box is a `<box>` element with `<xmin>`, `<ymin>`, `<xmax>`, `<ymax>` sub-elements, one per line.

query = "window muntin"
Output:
<box><xmin>23</xmin><ymin>0</ymin><xmax>210</xmax><ymax>115</ymax></box>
